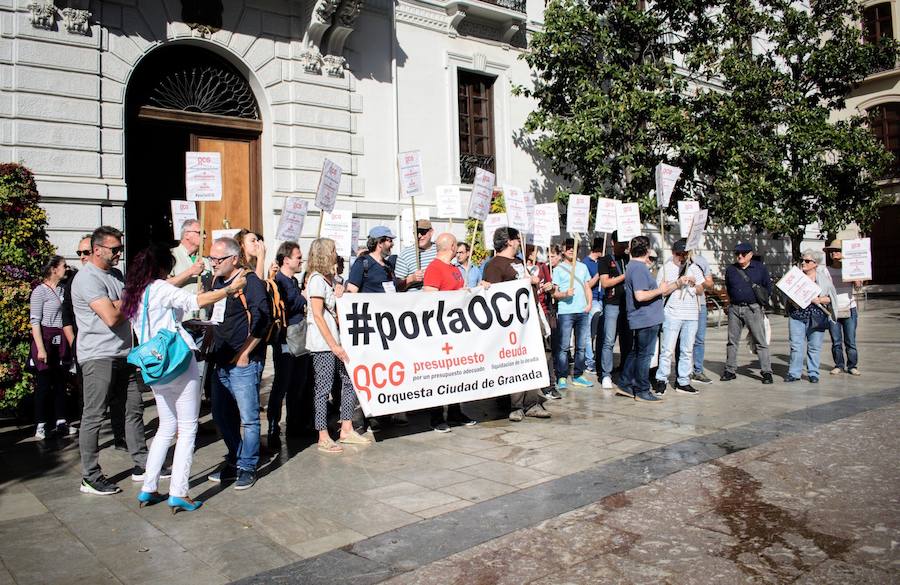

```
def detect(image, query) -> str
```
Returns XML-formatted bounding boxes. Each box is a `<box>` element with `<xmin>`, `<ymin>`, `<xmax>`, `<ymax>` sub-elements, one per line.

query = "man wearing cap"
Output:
<box><xmin>824</xmin><ymin>240</ymin><xmax>862</xmax><ymax>376</ymax></box>
<box><xmin>394</xmin><ymin>219</ymin><xmax>434</xmax><ymax>292</ymax></box>
<box><xmin>653</xmin><ymin>238</ymin><xmax>705</xmax><ymax>396</ymax></box>
<box><xmin>722</xmin><ymin>242</ymin><xmax>774</xmax><ymax>384</ymax></box>
<box><xmin>580</xmin><ymin>237</ymin><xmax>605</xmax><ymax>373</ymax></box>
<box><xmin>347</xmin><ymin>226</ymin><xmax>407</xmax><ymax>294</ymax></box>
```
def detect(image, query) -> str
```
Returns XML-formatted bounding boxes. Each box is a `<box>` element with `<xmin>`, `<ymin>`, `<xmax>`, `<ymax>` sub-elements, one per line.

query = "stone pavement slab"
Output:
<box><xmin>0</xmin><ymin>301</ymin><xmax>898</xmax><ymax>584</ymax></box>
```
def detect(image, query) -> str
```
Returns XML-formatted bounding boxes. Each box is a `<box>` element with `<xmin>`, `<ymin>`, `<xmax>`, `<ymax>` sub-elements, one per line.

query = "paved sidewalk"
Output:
<box><xmin>0</xmin><ymin>301</ymin><xmax>898</xmax><ymax>584</ymax></box>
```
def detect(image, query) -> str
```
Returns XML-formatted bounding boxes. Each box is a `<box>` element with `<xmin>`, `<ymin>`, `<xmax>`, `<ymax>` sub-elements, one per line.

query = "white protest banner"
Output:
<box><xmin>616</xmin><ymin>202</ymin><xmax>642</xmax><ymax>241</ymax></box>
<box><xmin>776</xmin><ymin>266</ymin><xmax>821</xmax><ymax>309</ymax></box>
<box><xmin>321</xmin><ymin>209</ymin><xmax>353</xmax><ymax>257</ymax></box>
<box><xmin>685</xmin><ymin>209</ymin><xmax>708</xmax><ymax>250</ymax></box>
<box><xmin>467</xmin><ymin>168</ymin><xmax>495</xmax><ymax>221</ymax></box>
<box><xmin>677</xmin><ymin>200</ymin><xmax>700</xmax><ymax>236</ymax></box>
<box><xmin>337</xmin><ymin>280</ymin><xmax>549</xmax><ymax>417</ymax></box>
<box><xmin>655</xmin><ymin>163</ymin><xmax>681</xmax><ymax>208</ymax></box>
<box><xmin>483</xmin><ymin>213</ymin><xmax>508</xmax><ymax>247</ymax></box>
<box><xmin>351</xmin><ymin>218</ymin><xmax>361</xmax><ymax>255</ymax></box>
<box><xmin>314</xmin><ymin>159</ymin><xmax>342</xmax><ymax>213</ymax></box>
<box><xmin>841</xmin><ymin>238</ymin><xmax>872</xmax><ymax>281</ymax></box>
<box><xmin>504</xmin><ymin>186</ymin><xmax>529</xmax><ymax>232</ymax></box>
<box><xmin>532</xmin><ymin>203</ymin><xmax>559</xmax><ymax>248</ymax></box>
<box><xmin>400</xmin><ymin>207</ymin><xmax>430</xmax><ymax>249</ymax></box>
<box><xmin>436</xmin><ymin>185</ymin><xmax>462</xmax><ymax>218</ymax></box>
<box><xmin>566</xmin><ymin>194</ymin><xmax>591</xmax><ymax>233</ymax></box>
<box><xmin>275</xmin><ymin>197</ymin><xmax>309</xmax><ymax>242</ymax></box>
<box><xmin>523</xmin><ymin>191</ymin><xmax>536</xmax><ymax>233</ymax></box>
<box><xmin>185</xmin><ymin>152</ymin><xmax>222</xmax><ymax>202</ymax></box>
<box><xmin>170</xmin><ymin>200</ymin><xmax>197</xmax><ymax>240</ymax></box>
<box><xmin>594</xmin><ymin>198</ymin><xmax>618</xmax><ymax>233</ymax></box>
<box><xmin>398</xmin><ymin>150</ymin><xmax>424</xmax><ymax>198</ymax></box>
<box><xmin>211</xmin><ymin>228</ymin><xmax>240</xmax><ymax>242</ymax></box>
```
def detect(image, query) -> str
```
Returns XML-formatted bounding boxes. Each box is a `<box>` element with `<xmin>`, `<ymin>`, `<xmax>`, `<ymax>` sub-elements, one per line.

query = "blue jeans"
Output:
<box><xmin>656</xmin><ymin>318</ymin><xmax>698</xmax><ymax>386</ymax></box>
<box><xmin>212</xmin><ymin>361</ymin><xmax>262</xmax><ymax>471</ymax></box>
<box><xmin>788</xmin><ymin>317</ymin><xmax>824</xmax><ymax>379</ymax></box>
<box><xmin>584</xmin><ymin>304</ymin><xmax>603</xmax><ymax>370</ymax></box>
<box><xmin>693</xmin><ymin>305</ymin><xmax>707</xmax><ymax>374</ymax></box>
<box><xmin>619</xmin><ymin>324</ymin><xmax>661</xmax><ymax>394</ymax></box>
<box><xmin>555</xmin><ymin>312</ymin><xmax>590</xmax><ymax>379</ymax></box>
<box><xmin>828</xmin><ymin>308</ymin><xmax>858</xmax><ymax>370</ymax></box>
<box><xmin>600</xmin><ymin>304</ymin><xmax>632</xmax><ymax>379</ymax></box>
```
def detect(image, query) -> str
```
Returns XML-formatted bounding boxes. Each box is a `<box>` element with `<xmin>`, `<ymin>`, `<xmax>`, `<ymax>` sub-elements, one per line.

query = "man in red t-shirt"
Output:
<box><xmin>422</xmin><ymin>233</ymin><xmax>477</xmax><ymax>432</ymax></box>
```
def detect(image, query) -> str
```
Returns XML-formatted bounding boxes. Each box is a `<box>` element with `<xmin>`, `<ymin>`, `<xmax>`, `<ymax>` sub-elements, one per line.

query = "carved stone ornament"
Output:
<box><xmin>62</xmin><ymin>8</ymin><xmax>91</xmax><ymax>35</ymax></box>
<box><xmin>186</xmin><ymin>22</ymin><xmax>217</xmax><ymax>38</ymax></box>
<box><xmin>314</xmin><ymin>0</ymin><xmax>341</xmax><ymax>24</ymax></box>
<box><xmin>27</xmin><ymin>2</ymin><xmax>55</xmax><ymax>30</ymax></box>
<box><xmin>299</xmin><ymin>46</ymin><xmax>323</xmax><ymax>75</ymax></box>
<box><xmin>322</xmin><ymin>54</ymin><xmax>346</xmax><ymax>78</ymax></box>
<box><xmin>337</xmin><ymin>0</ymin><xmax>363</xmax><ymax>27</ymax></box>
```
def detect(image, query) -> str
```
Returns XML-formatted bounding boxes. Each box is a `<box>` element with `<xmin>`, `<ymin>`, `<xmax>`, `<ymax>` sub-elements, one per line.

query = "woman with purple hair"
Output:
<box><xmin>121</xmin><ymin>242</ymin><xmax>246</xmax><ymax>513</ymax></box>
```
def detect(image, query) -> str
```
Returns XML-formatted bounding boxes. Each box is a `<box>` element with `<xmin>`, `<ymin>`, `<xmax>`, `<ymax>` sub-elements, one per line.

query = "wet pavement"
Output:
<box><xmin>0</xmin><ymin>300</ymin><xmax>898</xmax><ymax>584</ymax></box>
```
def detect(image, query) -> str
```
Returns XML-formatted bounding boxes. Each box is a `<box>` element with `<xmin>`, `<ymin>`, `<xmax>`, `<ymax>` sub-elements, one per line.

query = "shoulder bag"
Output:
<box><xmin>127</xmin><ymin>287</ymin><xmax>192</xmax><ymax>385</ymax></box>
<box><xmin>736</xmin><ymin>267</ymin><xmax>770</xmax><ymax>307</ymax></box>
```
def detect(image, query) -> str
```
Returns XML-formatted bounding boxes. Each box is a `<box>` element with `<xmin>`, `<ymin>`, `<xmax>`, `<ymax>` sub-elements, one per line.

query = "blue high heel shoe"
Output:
<box><xmin>167</xmin><ymin>496</ymin><xmax>203</xmax><ymax>514</ymax></box>
<box><xmin>137</xmin><ymin>491</ymin><xmax>166</xmax><ymax>508</ymax></box>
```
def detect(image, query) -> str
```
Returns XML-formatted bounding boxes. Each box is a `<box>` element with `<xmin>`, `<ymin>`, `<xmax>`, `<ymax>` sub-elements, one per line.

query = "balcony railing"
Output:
<box><xmin>460</xmin><ymin>154</ymin><xmax>496</xmax><ymax>183</ymax></box>
<box><xmin>479</xmin><ymin>0</ymin><xmax>526</xmax><ymax>12</ymax></box>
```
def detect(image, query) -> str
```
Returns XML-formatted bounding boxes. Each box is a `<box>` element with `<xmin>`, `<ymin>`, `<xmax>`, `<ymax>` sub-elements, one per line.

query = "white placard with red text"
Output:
<box><xmin>841</xmin><ymin>238</ymin><xmax>872</xmax><ymax>282</ymax></box>
<box><xmin>655</xmin><ymin>163</ymin><xmax>681</xmax><ymax>208</ymax></box>
<box><xmin>483</xmin><ymin>213</ymin><xmax>508</xmax><ymax>248</ymax></box>
<box><xmin>321</xmin><ymin>209</ymin><xmax>353</xmax><ymax>257</ymax></box>
<box><xmin>185</xmin><ymin>152</ymin><xmax>222</xmax><ymax>202</ymax></box>
<box><xmin>467</xmin><ymin>168</ymin><xmax>494</xmax><ymax>221</ymax></box>
<box><xmin>532</xmin><ymin>203</ymin><xmax>559</xmax><ymax>248</ymax></box>
<box><xmin>170</xmin><ymin>200</ymin><xmax>198</xmax><ymax>240</ymax></box>
<box><xmin>436</xmin><ymin>185</ymin><xmax>462</xmax><ymax>218</ymax></box>
<box><xmin>275</xmin><ymin>197</ymin><xmax>309</xmax><ymax>242</ymax></box>
<box><xmin>504</xmin><ymin>186</ymin><xmax>529</xmax><ymax>232</ymax></box>
<box><xmin>776</xmin><ymin>266</ymin><xmax>821</xmax><ymax>309</ymax></box>
<box><xmin>594</xmin><ymin>198</ymin><xmax>618</xmax><ymax>233</ymax></box>
<box><xmin>337</xmin><ymin>280</ymin><xmax>549</xmax><ymax>416</ymax></box>
<box><xmin>677</xmin><ymin>200</ymin><xmax>700</xmax><ymax>236</ymax></box>
<box><xmin>616</xmin><ymin>202</ymin><xmax>642</xmax><ymax>241</ymax></box>
<box><xmin>685</xmin><ymin>209</ymin><xmax>708</xmax><ymax>250</ymax></box>
<box><xmin>315</xmin><ymin>159</ymin><xmax>342</xmax><ymax>213</ymax></box>
<box><xmin>398</xmin><ymin>151</ymin><xmax>424</xmax><ymax>198</ymax></box>
<box><xmin>566</xmin><ymin>194</ymin><xmax>591</xmax><ymax>233</ymax></box>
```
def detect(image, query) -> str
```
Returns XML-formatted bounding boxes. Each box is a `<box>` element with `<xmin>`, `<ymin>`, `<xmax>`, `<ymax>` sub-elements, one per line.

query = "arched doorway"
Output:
<box><xmin>124</xmin><ymin>44</ymin><xmax>262</xmax><ymax>258</ymax></box>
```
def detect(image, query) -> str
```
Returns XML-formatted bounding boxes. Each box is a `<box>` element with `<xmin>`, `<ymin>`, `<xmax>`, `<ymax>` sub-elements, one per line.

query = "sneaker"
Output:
<box><xmin>720</xmin><ymin>372</ymin><xmax>737</xmax><ymax>382</ymax></box>
<box><xmin>615</xmin><ymin>387</ymin><xmax>635</xmax><ymax>399</ymax></box>
<box><xmin>785</xmin><ymin>375</ymin><xmax>800</xmax><ymax>383</ymax></box>
<box><xmin>447</xmin><ymin>414</ymin><xmax>478</xmax><ymax>426</ymax></box>
<box><xmin>80</xmin><ymin>476</ymin><xmax>122</xmax><ymax>496</ymax></box>
<box><xmin>509</xmin><ymin>409</ymin><xmax>525</xmax><ymax>422</ymax></box>
<box><xmin>525</xmin><ymin>404</ymin><xmax>552</xmax><ymax>419</ymax></box>
<box><xmin>653</xmin><ymin>379</ymin><xmax>667</xmax><ymax>395</ymax></box>
<box><xmin>830</xmin><ymin>367</ymin><xmax>843</xmax><ymax>375</ymax></box>
<box><xmin>208</xmin><ymin>465</ymin><xmax>238</xmax><ymax>483</ymax></box>
<box><xmin>571</xmin><ymin>376</ymin><xmax>593</xmax><ymax>387</ymax></box>
<box><xmin>674</xmin><ymin>382</ymin><xmax>698</xmax><ymax>395</ymax></box>
<box><xmin>634</xmin><ymin>390</ymin><xmax>663</xmax><ymax>402</ymax></box>
<box><xmin>392</xmin><ymin>413</ymin><xmax>409</xmax><ymax>427</ymax></box>
<box><xmin>761</xmin><ymin>372</ymin><xmax>774</xmax><ymax>385</ymax></box>
<box><xmin>601</xmin><ymin>376</ymin><xmax>613</xmax><ymax>390</ymax></box>
<box><xmin>848</xmin><ymin>368</ymin><xmax>861</xmax><ymax>376</ymax></box>
<box><xmin>56</xmin><ymin>422</ymin><xmax>78</xmax><ymax>436</ymax></box>
<box><xmin>809</xmin><ymin>377</ymin><xmax>819</xmax><ymax>384</ymax></box>
<box><xmin>690</xmin><ymin>372</ymin><xmax>713</xmax><ymax>385</ymax></box>
<box><xmin>543</xmin><ymin>388</ymin><xmax>563</xmax><ymax>400</ymax></box>
<box><xmin>234</xmin><ymin>469</ymin><xmax>257</xmax><ymax>491</ymax></box>
<box><xmin>556</xmin><ymin>377</ymin><xmax>568</xmax><ymax>390</ymax></box>
<box><xmin>34</xmin><ymin>425</ymin><xmax>46</xmax><ymax>440</ymax></box>
<box><xmin>132</xmin><ymin>466</ymin><xmax>171</xmax><ymax>482</ymax></box>
<box><xmin>432</xmin><ymin>422</ymin><xmax>451</xmax><ymax>433</ymax></box>
<box><xmin>584</xmin><ymin>366</ymin><xmax>596</xmax><ymax>374</ymax></box>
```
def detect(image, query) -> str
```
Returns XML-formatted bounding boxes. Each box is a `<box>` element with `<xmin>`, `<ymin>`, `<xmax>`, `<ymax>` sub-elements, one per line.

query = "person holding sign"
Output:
<box><xmin>782</xmin><ymin>250</ymin><xmax>837</xmax><ymax>383</ymax></box>
<box><xmin>722</xmin><ymin>243</ymin><xmax>774</xmax><ymax>384</ymax></box>
<box><xmin>168</xmin><ymin>220</ymin><xmax>206</xmax><ymax>290</ymax></box>
<box><xmin>306</xmin><ymin>238</ymin><xmax>372</xmax><ymax>453</ymax></box>
<box><xmin>824</xmin><ymin>241</ymin><xmax>862</xmax><ymax>376</ymax></box>
<box><xmin>395</xmin><ymin>220</ymin><xmax>434</xmax><ymax>291</ymax></box>
<box><xmin>551</xmin><ymin>238</ymin><xmax>594</xmax><ymax>391</ymax></box>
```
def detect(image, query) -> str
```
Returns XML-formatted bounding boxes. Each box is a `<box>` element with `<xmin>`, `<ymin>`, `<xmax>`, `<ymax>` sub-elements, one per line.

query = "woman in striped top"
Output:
<box><xmin>29</xmin><ymin>255</ymin><xmax>76</xmax><ymax>440</ymax></box>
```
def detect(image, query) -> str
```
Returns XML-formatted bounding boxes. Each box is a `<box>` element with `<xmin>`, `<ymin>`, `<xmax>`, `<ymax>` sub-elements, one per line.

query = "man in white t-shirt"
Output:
<box><xmin>654</xmin><ymin>238</ymin><xmax>705</xmax><ymax>395</ymax></box>
<box><xmin>824</xmin><ymin>240</ymin><xmax>862</xmax><ymax>376</ymax></box>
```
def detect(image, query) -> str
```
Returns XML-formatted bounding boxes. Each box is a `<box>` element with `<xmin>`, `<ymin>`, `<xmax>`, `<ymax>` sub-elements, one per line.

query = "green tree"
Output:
<box><xmin>691</xmin><ymin>0</ymin><xmax>898</xmax><ymax>259</ymax></box>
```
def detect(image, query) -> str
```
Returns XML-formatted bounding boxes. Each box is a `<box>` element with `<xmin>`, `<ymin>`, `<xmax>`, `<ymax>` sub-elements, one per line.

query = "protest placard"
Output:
<box><xmin>400</xmin><ymin>207</ymin><xmax>431</xmax><ymax>249</ymax></box>
<box><xmin>314</xmin><ymin>158</ymin><xmax>342</xmax><ymax>213</ymax></box>
<box><xmin>685</xmin><ymin>209</ymin><xmax>708</xmax><ymax>250</ymax></box>
<box><xmin>351</xmin><ymin>218</ymin><xmax>361</xmax><ymax>255</ymax></box>
<box><xmin>776</xmin><ymin>266</ymin><xmax>821</xmax><ymax>309</ymax></box>
<box><xmin>170</xmin><ymin>200</ymin><xmax>197</xmax><ymax>240</ymax></box>
<box><xmin>211</xmin><ymin>228</ymin><xmax>240</xmax><ymax>242</ymax></box>
<box><xmin>398</xmin><ymin>150</ymin><xmax>424</xmax><ymax>198</ymax></box>
<box><xmin>321</xmin><ymin>209</ymin><xmax>353</xmax><ymax>257</ymax></box>
<box><xmin>504</xmin><ymin>186</ymin><xmax>529</xmax><ymax>232</ymax></box>
<box><xmin>467</xmin><ymin>168</ymin><xmax>494</xmax><ymax>221</ymax></box>
<box><xmin>565</xmin><ymin>194</ymin><xmax>591</xmax><ymax>233</ymax></box>
<box><xmin>616</xmin><ymin>202</ymin><xmax>642</xmax><ymax>241</ymax></box>
<box><xmin>593</xmin><ymin>198</ymin><xmax>618</xmax><ymax>233</ymax></box>
<box><xmin>677</xmin><ymin>200</ymin><xmax>700</xmax><ymax>236</ymax></box>
<box><xmin>532</xmin><ymin>203</ymin><xmax>558</xmax><ymax>248</ymax></box>
<box><xmin>337</xmin><ymin>280</ymin><xmax>549</xmax><ymax>416</ymax></box>
<box><xmin>436</xmin><ymin>185</ymin><xmax>462</xmax><ymax>218</ymax></box>
<box><xmin>275</xmin><ymin>197</ymin><xmax>309</xmax><ymax>242</ymax></box>
<box><xmin>655</xmin><ymin>163</ymin><xmax>681</xmax><ymax>208</ymax></box>
<box><xmin>185</xmin><ymin>152</ymin><xmax>222</xmax><ymax>202</ymax></box>
<box><xmin>523</xmin><ymin>191</ymin><xmax>536</xmax><ymax>233</ymax></box>
<box><xmin>483</xmin><ymin>213</ymin><xmax>508</xmax><ymax>247</ymax></box>
<box><xmin>841</xmin><ymin>238</ymin><xmax>872</xmax><ymax>281</ymax></box>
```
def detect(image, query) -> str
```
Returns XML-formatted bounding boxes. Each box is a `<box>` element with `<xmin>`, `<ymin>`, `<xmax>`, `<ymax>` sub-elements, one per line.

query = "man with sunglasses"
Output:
<box><xmin>723</xmin><ymin>242</ymin><xmax>774</xmax><ymax>384</ymax></box>
<box><xmin>394</xmin><ymin>219</ymin><xmax>434</xmax><ymax>292</ymax></box>
<box><xmin>71</xmin><ymin>226</ymin><xmax>149</xmax><ymax>495</ymax></box>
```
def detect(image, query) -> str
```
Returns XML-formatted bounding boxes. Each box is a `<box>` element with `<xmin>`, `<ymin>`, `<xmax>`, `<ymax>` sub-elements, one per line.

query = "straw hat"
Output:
<box><xmin>824</xmin><ymin>239</ymin><xmax>842</xmax><ymax>251</ymax></box>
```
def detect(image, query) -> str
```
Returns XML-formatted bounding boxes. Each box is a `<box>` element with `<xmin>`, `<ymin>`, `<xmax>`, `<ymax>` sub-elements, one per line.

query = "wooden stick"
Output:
<box><xmin>659</xmin><ymin>207</ymin><xmax>666</xmax><ymax>263</ymax></box>
<box><xmin>317</xmin><ymin>211</ymin><xmax>325</xmax><ymax>237</ymax></box>
<box><xmin>197</xmin><ymin>201</ymin><xmax>206</xmax><ymax>289</ymax></box>
<box><xmin>601</xmin><ymin>232</ymin><xmax>608</xmax><ymax>257</ymax></box>
<box><xmin>411</xmin><ymin>197</ymin><xmax>421</xmax><ymax>270</ymax></box>
<box><xmin>469</xmin><ymin>219</ymin><xmax>480</xmax><ymax>253</ymax></box>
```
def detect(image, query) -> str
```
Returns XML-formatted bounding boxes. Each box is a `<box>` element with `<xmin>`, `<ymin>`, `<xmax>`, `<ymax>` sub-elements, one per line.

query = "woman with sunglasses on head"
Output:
<box><xmin>783</xmin><ymin>250</ymin><xmax>837</xmax><ymax>384</ymax></box>
<box><xmin>120</xmin><ymin>243</ymin><xmax>246</xmax><ymax>513</ymax></box>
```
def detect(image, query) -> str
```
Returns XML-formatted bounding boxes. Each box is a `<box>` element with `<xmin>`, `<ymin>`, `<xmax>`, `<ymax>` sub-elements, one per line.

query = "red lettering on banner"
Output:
<box><xmin>441</xmin><ymin>342</ymin><xmax>453</xmax><ymax>355</ymax></box>
<box><xmin>353</xmin><ymin>362</ymin><xmax>406</xmax><ymax>401</ymax></box>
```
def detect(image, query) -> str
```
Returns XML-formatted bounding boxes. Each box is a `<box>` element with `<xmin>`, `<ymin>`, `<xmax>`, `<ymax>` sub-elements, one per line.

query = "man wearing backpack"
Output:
<box><xmin>722</xmin><ymin>242</ymin><xmax>774</xmax><ymax>384</ymax></box>
<box><xmin>347</xmin><ymin>226</ymin><xmax>402</xmax><ymax>293</ymax></box>
<box><xmin>207</xmin><ymin>237</ymin><xmax>271</xmax><ymax>490</ymax></box>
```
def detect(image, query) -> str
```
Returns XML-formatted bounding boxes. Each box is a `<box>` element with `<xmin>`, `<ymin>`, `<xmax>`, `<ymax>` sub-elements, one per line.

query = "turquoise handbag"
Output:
<box><xmin>127</xmin><ymin>287</ymin><xmax>192</xmax><ymax>385</ymax></box>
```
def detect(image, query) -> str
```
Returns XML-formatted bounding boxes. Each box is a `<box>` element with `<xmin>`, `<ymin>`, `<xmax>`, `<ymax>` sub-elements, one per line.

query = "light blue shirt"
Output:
<box><xmin>453</xmin><ymin>261</ymin><xmax>483</xmax><ymax>288</ymax></box>
<box><xmin>552</xmin><ymin>262</ymin><xmax>591</xmax><ymax>315</ymax></box>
